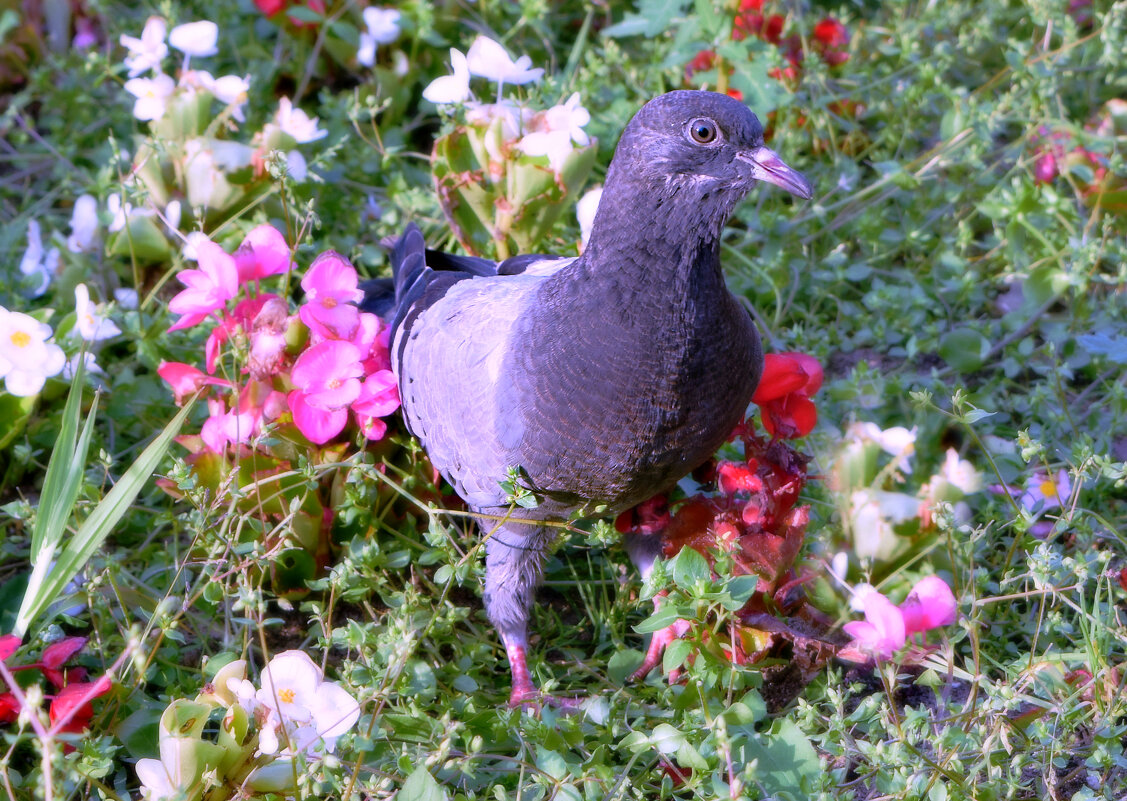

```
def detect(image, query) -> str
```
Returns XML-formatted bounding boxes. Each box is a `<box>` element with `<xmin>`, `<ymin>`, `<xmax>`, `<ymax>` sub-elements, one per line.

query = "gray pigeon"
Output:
<box><xmin>362</xmin><ymin>90</ymin><xmax>812</xmax><ymax>706</ymax></box>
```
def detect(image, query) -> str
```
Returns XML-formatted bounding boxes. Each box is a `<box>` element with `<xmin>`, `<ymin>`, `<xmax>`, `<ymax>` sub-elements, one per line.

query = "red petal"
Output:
<box><xmin>41</xmin><ymin>637</ymin><xmax>87</xmax><ymax>670</ymax></box>
<box><xmin>49</xmin><ymin>677</ymin><xmax>112</xmax><ymax>732</ymax></box>
<box><xmin>753</xmin><ymin>354</ymin><xmax>810</xmax><ymax>403</ymax></box>
<box><xmin>0</xmin><ymin>693</ymin><xmax>20</xmax><ymax>723</ymax></box>
<box><xmin>0</xmin><ymin>635</ymin><xmax>20</xmax><ymax>662</ymax></box>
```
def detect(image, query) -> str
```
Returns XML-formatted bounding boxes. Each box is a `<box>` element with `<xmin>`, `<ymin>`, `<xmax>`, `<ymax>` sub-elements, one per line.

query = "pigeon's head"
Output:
<box><xmin>607</xmin><ymin>90</ymin><xmax>813</xmax><ymax>208</ymax></box>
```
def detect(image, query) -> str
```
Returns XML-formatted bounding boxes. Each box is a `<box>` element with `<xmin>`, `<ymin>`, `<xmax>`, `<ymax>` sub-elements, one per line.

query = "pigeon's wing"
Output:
<box><xmin>382</xmin><ymin>225</ymin><xmax>575</xmax><ymax>509</ymax></box>
<box><xmin>394</xmin><ymin>274</ymin><xmax>544</xmax><ymax>510</ymax></box>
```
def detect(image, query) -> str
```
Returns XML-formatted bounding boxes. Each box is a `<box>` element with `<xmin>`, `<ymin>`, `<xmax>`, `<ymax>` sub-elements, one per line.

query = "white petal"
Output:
<box><xmin>169</xmin><ymin>21</ymin><xmax>218</xmax><ymax>57</ymax></box>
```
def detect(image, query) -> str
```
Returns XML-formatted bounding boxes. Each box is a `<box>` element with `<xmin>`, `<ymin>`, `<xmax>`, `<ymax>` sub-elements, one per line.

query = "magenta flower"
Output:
<box><xmin>288</xmin><ymin>389</ymin><xmax>349</xmax><ymax>444</ymax></box>
<box><xmin>168</xmin><ymin>240</ymin><xmax>239</xmax><ymax>331</ymax></box>
<box><xmin>157</xmin><ymin>361</ymin><xmax>232</xmax><ymax>404</ymax></box>
<box><xmin>842</xmin><ymin>589</ymin><xmax>906</xmax><ymax>661</ymax></box>
<box><xmin>290</xmin><ymin>340</ymin><xmax>363</xmax><ymax>410</ymax></box>
<box><xmin>899</xmin><ymin>575</ymin><xmax>957</xmax><ymax>635</ymax></box>
<box><xmin>298</xmin><ymin>251</ymin><xmax>364</xmax><ymax>340</ymax></box>
<box><xmin>352</xmin><ymin>369</ymin><xmax>399</xmax><ymax>440</ymax></box>
<box><xmin>201</xmin><ymin>398</ymin><xmax>259</xmax><ymax>453</ymax></box>
<box><xmin>234</xmin><ymin>225</ymin><xmax>294</xmax><ymax>285</ymax></box>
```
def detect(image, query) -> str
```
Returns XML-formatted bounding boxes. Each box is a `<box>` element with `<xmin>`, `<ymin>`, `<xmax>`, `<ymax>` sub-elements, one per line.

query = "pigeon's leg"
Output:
<box><xmin>623</xmin><ymin>531</ymin><xmax>692</xmax><ymax>683</ymax></box>
<box><xmin>483</xmin><ymin>521</ymin><xmax>577</xmax><ymax>708</ymax></box>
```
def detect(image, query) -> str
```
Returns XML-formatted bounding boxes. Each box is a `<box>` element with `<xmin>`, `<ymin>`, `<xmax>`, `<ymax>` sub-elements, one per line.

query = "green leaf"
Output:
<box><xmin>633</xmin><ymin>604</ymin><xmax>682</xmax><ymax>634</ymax></box>
<box><xmin>738</xmin><ymin>719</ymin><xmax>821</xmax><ymax>796</ymax></box>
<box><xmin>938</xmin><ymin>328</ymin><xmax>990</xmax><ymax>372</ymax></box>
<box><xmin>14</xmin><ymin>398</ymin><xmax>195</xmax><ymax>637</ymax></box>
<box><xmin>671</xmin><ymin>547</ymin><xmax>710</xmax><ymax>590</ymax></box>
<box><xmin>662</xmin><ymin>638</ymin><xmax>692</xmax><ymax>674</ymax></box>
<box><xmin>399</xmin><ymin>766</ymin><xmax>448</xmax><ymax>801</ymax></box>
<box><xmin>603</xmin><ymin>0</ymin><xmax>691</xmax><ymax>37</ymax></box>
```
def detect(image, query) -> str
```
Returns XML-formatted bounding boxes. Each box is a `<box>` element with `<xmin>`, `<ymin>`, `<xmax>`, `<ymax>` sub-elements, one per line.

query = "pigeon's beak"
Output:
<box><xmin>737</xmin><ymin>147</ymin><xmax>814</xmax><ymax>200</ymax></box>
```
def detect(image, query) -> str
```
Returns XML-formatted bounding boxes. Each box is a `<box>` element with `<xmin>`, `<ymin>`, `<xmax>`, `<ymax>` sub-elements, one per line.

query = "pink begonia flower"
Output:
<box><xmin>899</xmin><ymin>575</ymin><xmax>958</xmax><ymax>635</ymax></box>
<box><xmin>157</xmin><ymin>361</ymin><xmax>232</xmax><ymax>404</ymax></box>
<box><xmin>353</xmin><ymin>370</ymin><xmax>399</xmax><ymax>441</ymax></box>
<box><xmin>248</xmin><ymin>297</ymin><xmax>292</xmax><ymax>380</ymax></box>
<box><xmin>842</xmin><ymin>589</ymin><xmax>906</xmax><ymax>660</ymax></box>
<box><xmin>235</xmin><ymin>225</ymin><xmax>294</xmax><ymax>284</ymax></box>
<box><xmin>168</xmin><ymin>240</ymin><xmax>239</xmax><ymax>331</ymax></box>
<box><xmin>288</xmin><ymin>390</ymin><xmax>349</xmax><ymax>444</ymax></box>
<box><xmin>291</xmin><ymin>340</ymin><xmax>363</xmax><ymax>410</ymax></box>
<box><xmin>299</xmin><ymin>251</ymin><xmax>364</xmax><ymax>340</ymax></box>
<box><xmin>203</xmin><ymin>295</ymin><xmax>276</xmax><ymax>374</ymax></box>
<box><xmin>201</xmin><ymin>398</ymin><xmax>259</xmax><ymax>453</ymax></box>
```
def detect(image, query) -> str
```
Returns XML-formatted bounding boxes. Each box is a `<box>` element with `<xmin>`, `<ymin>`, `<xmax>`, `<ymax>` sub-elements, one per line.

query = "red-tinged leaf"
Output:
<box><xmin>0</xmin><ymin>693</ymin><xmax>20</xmax><ymax>723</ymax></box>
<box><xmin>41</xmin><ymin>637</ymin><xmax>87</xmax><ymax>670</ymax></box>
<box><xmin>0</xmin><ymin>635</ymin><xmax>20</xmax><ymax>662</ymax></box>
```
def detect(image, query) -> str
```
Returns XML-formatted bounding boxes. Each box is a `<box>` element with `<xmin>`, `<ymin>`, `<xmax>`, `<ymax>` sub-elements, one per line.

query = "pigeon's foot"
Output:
<box><xmin>630</xmin><ymin>616</ymin><xmax>693</xmax><ymax>682</ymax></box>
<box><xmin>505</xmin><ymin>642</ymin><xmax>584</xmax><ymax>711</ymax></box>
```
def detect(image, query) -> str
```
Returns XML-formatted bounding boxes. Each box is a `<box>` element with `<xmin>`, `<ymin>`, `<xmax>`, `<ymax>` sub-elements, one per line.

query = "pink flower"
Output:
<box><xmin>352</xmin><ymin>369</ymin><xmax>399</xmax><ymax>439</ymax></box>
<box><xmin>158</xmin><ymin>361</ymin><xmax>233</xmax><ymax>404</ymax></box>
<box><xmin>234</xmin><ymin>225</ymin><xmax>294</xmax><ymax>284</ymax></box>
<box><xmin>204</xmin><ymin>295</ymin><xmax>277</xmax><ymax>374</ymax></box>
<box><xmin>842</xmin><ymin>589</ymin><xmax>906</xmax><ymax>660</ymax></box>
<box><xmin>201</xmin><ymin>398</ymin><xmax>259</xmax><ymax>453</ymax></box>
<box><xmin>900</xmin><ymin>576</ymin><xmax>957</xmax><ymax>635</ymax></box>
<box><xmin>291</xmin><ymin>340</ymin><xmax>363</xmax><ymax>410</ymax></box>
<box><xmin>168</xmin><ymin>240</ymin><xmax>239</xmax><ymax>331</ymax></box>
<box><xmin>299</xmin><ymin>251</ymin><xmax>364</xmax><ymax>340</ymax></box>
<box><xmin>288</xmin><ymin>389</ymin><xmax>349</xmax><ymax>444</ymax></box>
<box><xmin>247</xmin><ymin>297</ymin><xmax>292</xmax><ymax>380</ymax></box>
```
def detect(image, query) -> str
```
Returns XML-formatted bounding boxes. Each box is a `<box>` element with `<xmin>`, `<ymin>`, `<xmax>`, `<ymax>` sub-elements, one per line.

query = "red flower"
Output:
<box><xmin>0</xmin><ymin>635</ymin><xmax>20</xmax><ymax>662</ymax></box>
<box><xmin>716</xmin><ymin>460</ymin><xmax>764</xmax><ymax>494</ymax></box>
<box><xmin>812</xmin><ymin>18</ymin><xmax>850</xmax><ymax>66</ymax></box>
<box><xmin>752</xmin><ymin>353</ymin><xmax>823</xmax><ymax>439</ymax></box>
<box><xmin>49</xmin><ymin>677</ymin><xmax>112</xmax><ymax>735</ymax></box>
<box><xmin>686</xmin><ymin>49</ymin><xmax>716</xmax><ymax>78</ymax></box>
<box><xmin>255</xmin><ymin>0</ymin><xmax>287</xmax><ymax>14</ymax></box>
<box><xmin>0</xmin><ymin>694</ymin><xmax>19</xmax><ymax>724</ymax></box>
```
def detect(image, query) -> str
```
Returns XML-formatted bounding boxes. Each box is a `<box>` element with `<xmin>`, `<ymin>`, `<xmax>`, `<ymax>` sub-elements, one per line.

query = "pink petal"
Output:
<box><xmin>845</xmin><ymin>591</ymin><xmax>906</xmax><ymax>660</ymax></box>
<box><xmin>195</xmin><ymin>240</ymin><xmax>239</xmax><ymax>300</ymax></box>
<box><xmin>235</xmin><ymin>225</ymin><xmax>293</xmax><ymax>283</ymax></box>
<box><xmin>158</xmin><ymin>361</ymin><xmax>232</xmax><ymax>403</ymax></box>
<box><xmin>167</xmin><ymin>311</ymin><xmax>209</xmax><ymax>332</ymax></box>
<box><xmin>899</xmin><ymin>576</ymin><xmax>957</xmax><ymax>634</ymax></box>
<box><xmin>356</xmin><ymin>412</ymin><xmax>387</xmax><ymax>440</ymax></box>
<box><xmin>352</xmin><ymin>370</ymin><xmax>399</xmax><ymax>417</ymax></box>
<box><xmin>289</xmin><ymin>390</ymin><xmax>348</xmax><ymax>444</ymax></box>
<box><xmin>301</xmin><ymin>250</ymin><xmax>364</xmax><ymax>304</ymax></box>
<box><xmin>299</xmin><ymin>301</ymin><xmax>360</xmax><ymax>341</ymax></box>
<box><xmin>291</xmin><ymin>340</ymin><xmax>363</xmax><ymax>395</ymax></box>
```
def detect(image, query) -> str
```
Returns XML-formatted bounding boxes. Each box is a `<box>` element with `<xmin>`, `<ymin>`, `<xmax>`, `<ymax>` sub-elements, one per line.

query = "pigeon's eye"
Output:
<box><xmin>687</xmin><ymin>118</ymin><xmax>719</xmax><ymax>145</ymax></box>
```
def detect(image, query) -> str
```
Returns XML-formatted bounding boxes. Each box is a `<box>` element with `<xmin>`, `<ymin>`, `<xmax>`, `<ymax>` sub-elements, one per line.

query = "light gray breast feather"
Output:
<box><xmin>393</xmin><ymin>273</ymin><xmax>545</xmax><ymax>509</ymax></box>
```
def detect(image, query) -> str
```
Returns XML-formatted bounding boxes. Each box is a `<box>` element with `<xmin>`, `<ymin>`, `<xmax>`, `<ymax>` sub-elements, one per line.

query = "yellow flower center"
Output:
<box><xmin>322</xmin><ymin>297</ymin><xmax>337</xmax><ymax>309</ymax></box>
<box><xmin>10</xmin><ymin>331</ymin><xmax>31</xmax><ymax>348</ymax></box>
<box><xmin>278</xmin><ymin>688</ymin><xmax>296</xmax><ymax>704</ymax></box>
<box><xmin>1039</xmin><ymin>478</ymin><xmax>1058</xmax><ymax>499</ymax></box>
<box><xmin>327</xmin><ymin>378</ymin><xmax>341</xmax><ymax>389</ymax></box>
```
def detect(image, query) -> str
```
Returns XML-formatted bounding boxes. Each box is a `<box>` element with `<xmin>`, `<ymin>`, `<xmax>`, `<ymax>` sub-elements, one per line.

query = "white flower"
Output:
<box><xmin>183</xmin><ymin>139</ymin><xmax>220</xmax><ymax>207</ymax></box>
<box><xmin>540</xmin><ymin>93</ymin><xmax>591</xmax><ymax>146</ymax></box>
<box><xmin>197</xmin><ymin>72</ymin><xmax>250</xmax><ymax>121</ymax></box>
<box><xmin>63</xmin><ymin>352</ymin><xmax>105</xmax><ymax>380</ymax></box>
<box><xmin>18</xmin><ymin>220</ymin><xmax>59</xmax><ymax>297</ymax></box>
<box><xmin>464</xmin><ymin>99</ymin><xmax>527</xmax><ymax>140</ymax></box>
<box><xmin>0</xmin><ymin>308</ymin><xmax>66</xmax><ymax>397</ymax></box>
<box><xmin>255</xmin><ymin>651</ymin><xmax>360</xmax><ymax>757</ymax></box>
<box><xmin>518</xmin><ymin>129</ymin><xmax>574</xmax><ymax>174</ymax></box>
<box><xmin>114</xmin><ymin>288</ymin><xmax>140</xmax><ymax>310</ymax></box>
<box><xmin>274</xmin><ymin>97</ymin><xmax>327</xmax><ymax>143</ymax></box>
<box><xmin>1021</xmin><ymin>469</ymin><xmax>1072</xmax><ymax>513</ymax></box>
<box><xmin>576</xmin><ymin>186</ymin><xmax>602</xmax><ymax>249</ymax></box>
<box><xmin>286</xmin><ymin>150</ymin><xmax>308</xmax><ymax>181</ymax></box>
<box><xmin>849</xmin><ymin>489</ymin><xmax>919</xmax><ymax>561</ymax></box>
<box><xmin>357</xmin><ymin>7</ymin><xmax>401</xmax><ymax>66</ymax></box>
<box><xmin>73</xmin><ymin>284</ymin><xmax>122</xmax><ymax>341</ymax></box>
<box><xmin>465</xmin><ymin>35</ymin><xmax>543</xmax><ymax>86</ymax></box>
<box><xmin>120</xmin><ymin>17</ymin><xmax>168</xmax><ymax>77</ymax></box>
<box><xmin>124</xmin><ymin>73</ymin><xmax>176</xmax><ymax>121</ymax></box>
<box><xmin>67</xmin><ymin>194</ymin><xmax>100</xmax><ymax>253</ymax></box>
<box><xmin>169</xmin><ymin>21</ymin><xmax>218</xmax><ymax>58</ymax></box>
<box><xmin>135</xmin><ymin>757</ymin><xmax>178</xmax><ymax>801</ymax></box>
<box><xmin>107</xmin><ymin>193</ymin><xmax>155</xmax><ymax>233</ymax></box>
<box><xmin>165</xmin><ymin>200</ymin><xmax>182</xmax><ymax>232</ymax></box>
<box><xmin>938</xmin><ymin>448</ymin><xmax>980</xmax><ymax>495</ymax></box>
<box><xmin>422</xmin><ymin>48</ymin><xmax>471</xmax><ymax>105</ymax></box>
<box><xmin>848</xmin><ymin>422</ymin><xmax>917</xmax><ymax>474</ymax></box>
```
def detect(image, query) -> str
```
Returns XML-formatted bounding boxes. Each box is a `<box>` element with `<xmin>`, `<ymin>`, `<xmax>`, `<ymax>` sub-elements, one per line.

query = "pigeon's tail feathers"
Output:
<box><xmin>392</xmin><ymin>223</ymin><xmax>429</xmax><ymax>303</ymax></box>
<box><xmin>358</xmin><ymin>277</ymin><xmax>395</xmax><ymax>317</ymax></box>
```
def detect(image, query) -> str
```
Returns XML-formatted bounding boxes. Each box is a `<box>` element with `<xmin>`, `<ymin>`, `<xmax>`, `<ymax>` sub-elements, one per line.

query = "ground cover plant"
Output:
<box><xmin>0</xmin><ymin>0</ymin><xmax>1125</xmax><ymax>799</ymax></box>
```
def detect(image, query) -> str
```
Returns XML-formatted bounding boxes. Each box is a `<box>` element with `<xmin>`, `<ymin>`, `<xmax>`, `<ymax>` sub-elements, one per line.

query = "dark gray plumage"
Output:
<box><xmin>363</xmin><ymin>90</ymin><xmax>812</xmax><ymax>706</ymax></box>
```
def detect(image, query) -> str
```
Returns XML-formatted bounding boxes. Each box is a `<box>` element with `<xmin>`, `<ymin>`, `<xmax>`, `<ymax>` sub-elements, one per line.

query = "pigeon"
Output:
<box><xmin>362</xmin><ymin>90</ymin><xmax>812</xmax><ymax>706</ymax></box>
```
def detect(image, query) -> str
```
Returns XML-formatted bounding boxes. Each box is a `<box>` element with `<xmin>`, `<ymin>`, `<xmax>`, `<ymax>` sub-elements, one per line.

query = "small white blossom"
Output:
<box><xmin>274</xmin><ymin>97</ymin><xmax>327</xmax><ymax>143</ymax></box>
<box><xmin>169</xmin><ymin>21</ymin><xmax>218</xmax><ymax>58</ymax></box>
<box><xmin>540</xmin><ymin>93</ymin><xmax>591</xmax><ymax>146</ymax></box>
<box><xmin>18</xmin><ymin>220</ymin><xmax>59</xmax><ymax>297</ymax></box>
<box><xmin>124</xmin><ymin>73</ymin><xmax>176</xmax><ymax>121</ymax></box>
<box><xmin>576</xmin><ymin>186</ymin><xmax>602</xmax><ymax>249</ymax></box>
<box><xmin>465</xmin><ymin>35</ymin><xmax>543</xmax><ymax>87</ymax></box>
<box><xmin>63</xmin><ymin>352</ymin><xmax>105</xmax><ymax>380</ymax></box>
<box><xmin>120</xmin><ymin>17</ymin><xmax>168</xmax><ymax>77</ymax></box>
<box><xmin>197</xmin><ymin>72</ymin><xmax>250</xmax><ymax>121</ymax></box>
<box><xmin>938</xmin><ymin>448</ymin><xmax>981</xmax><ymax>495</ymax></box>
<box><xmin>0</xmin><ymin>308</ymin><xmax>66</xmax><ymax>397</ymax></box>
<box><xmin>518</xmin><ymin>129</ymin><xmax>574</xmax><ymax>174</ymax></box>
<box><xmin>357</xmin><ymin>7</ymin><xmax>401</xmax><ymax>66</ymax></box>
<box><xmin>114</xmin><ymin>288</ymin><xmax>140</xmax><ymax>310</ymax></box>
<box><xmin>423</xmin><ymin>48</ymin><xmax>471</xmax><ymax>105</ymax></box>
<box><xmin>66</xmin><ymin>194</ymin><xmax>100</xmax><ymax>253</ymax></box>
<box><xmin>255</xmin><ymin>651</ymin><xmax>360</xmax><ymax>757</ymax></box>
<box><xmin>107</xmin><ymin>193</ymin><xmax>155</xmax><ymax>233</ymax></box>
<box><xmin>73</xmin><ymin>284</ymin><xmax>122</xmax><ymax>341</ymax></box>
